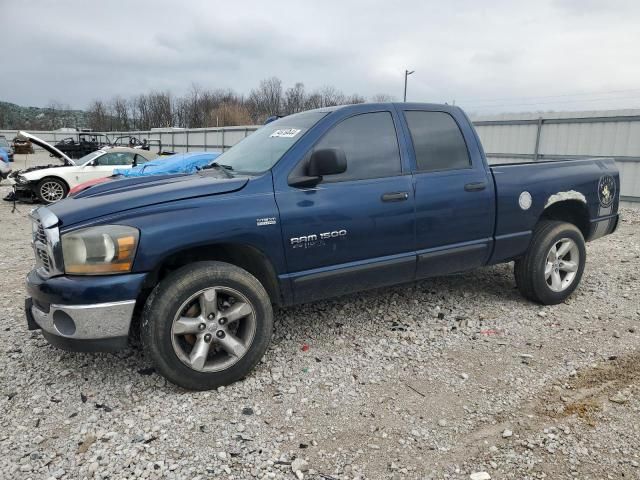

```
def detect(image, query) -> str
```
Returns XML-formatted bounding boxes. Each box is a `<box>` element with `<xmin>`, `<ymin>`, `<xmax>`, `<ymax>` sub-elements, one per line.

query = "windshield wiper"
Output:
<box><xmin>198</xmin><ymin>162</ymin><xmax>233</xmax><ymax>177</ymax></box>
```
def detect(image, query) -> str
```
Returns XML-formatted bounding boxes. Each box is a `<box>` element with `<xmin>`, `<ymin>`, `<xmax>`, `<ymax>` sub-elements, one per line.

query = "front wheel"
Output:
<box><xmin>141</xmin><ymin>261</ymin><xmax>273</xmax><ymax>390</ymax></box>
<box><xmin>37</xmin><ymin>177</ymin><xmax>68</xmax><ymax>204</ymax></box>
<box><xmin>514</xmin><ymin>220</ymin><xmax>586</xmax><ymax>305</ymax></box>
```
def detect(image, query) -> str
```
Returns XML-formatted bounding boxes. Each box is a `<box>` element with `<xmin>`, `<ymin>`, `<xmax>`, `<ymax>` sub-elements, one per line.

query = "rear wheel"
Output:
<box><xmin>37</xmin><ymin>177</ymin><xmax>68</xmax><ymax>204</ymax></box>
<box><xmin>514</xmin><ymin>220</ymin><xmax>586</xmax><ymax>305</ymax></box>
<box><xmin>141</xmin><ymin>261</ymin><xmax>273</xmax><ymax>390</ymax></box>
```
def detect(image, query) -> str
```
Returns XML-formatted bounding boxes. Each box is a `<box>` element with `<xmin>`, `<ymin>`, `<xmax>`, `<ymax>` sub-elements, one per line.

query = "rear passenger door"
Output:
<box><xmin>275</xmin><ymin>110</ymin><xmax>416</xmax><ymax>303</ymax></box>
<box><xmin>398</xmin><ymin>108</ymin><xmax>495</xmax><ymax>278</ymax></box>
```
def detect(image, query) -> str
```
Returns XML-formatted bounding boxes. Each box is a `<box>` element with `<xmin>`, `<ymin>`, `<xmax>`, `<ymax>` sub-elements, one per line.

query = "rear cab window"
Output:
<box><xmin>404</xmin><ymin>111</ymin><xmax>471</xmax><ymax>173</ymax></box>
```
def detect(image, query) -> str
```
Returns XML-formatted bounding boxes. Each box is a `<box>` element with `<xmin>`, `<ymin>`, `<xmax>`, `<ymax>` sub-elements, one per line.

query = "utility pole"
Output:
<box><xmin>404</xmin><ymin>69</ymin><xmax>415</xmax><ymax>102</ymax></box>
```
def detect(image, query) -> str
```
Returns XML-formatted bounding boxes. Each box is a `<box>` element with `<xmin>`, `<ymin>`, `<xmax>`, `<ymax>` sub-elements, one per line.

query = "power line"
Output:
<box><xmin>462</xmin><ymin>94</ymin><xmax>640</xmax><ymax>110</ymax></box>
<box><xmin>458</xmin><ymin>88</ymin><xmax>640</xmax><ymax>106</ymax></box>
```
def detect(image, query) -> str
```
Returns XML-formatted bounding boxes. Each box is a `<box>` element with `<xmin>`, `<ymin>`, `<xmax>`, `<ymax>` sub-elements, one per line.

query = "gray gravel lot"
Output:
<box><xmin>1</xmin><ymin>155</ymin><xmax>639</xmax><ymax>479</ymax></box>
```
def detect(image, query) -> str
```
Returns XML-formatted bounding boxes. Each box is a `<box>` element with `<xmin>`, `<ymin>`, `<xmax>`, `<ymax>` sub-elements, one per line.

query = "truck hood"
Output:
<box><xmin>17</xmin><ymin>131</ymin><xmax>75</xmax><ymax>166</ymax></box>
<box><xmin>48</xmin><ymin>172</ymin><xmax>249</xmax><ymax>227</ymax></box>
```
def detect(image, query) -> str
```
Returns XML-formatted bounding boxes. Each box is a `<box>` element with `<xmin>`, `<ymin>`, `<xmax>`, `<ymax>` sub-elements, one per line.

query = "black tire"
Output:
<box><xmin>141</xmin><ymin>261</ymin><xmax>273</xmax><ymax>390</ymax></box>
<box><xmin>514</xmin><ymin>220</ymin><xmax>586</xmax><ymax>305</ymax></box>
<box><xmin>36</xmin><ymin>177</ymin><xmax>68</xmax><ymax>204</ymax></box>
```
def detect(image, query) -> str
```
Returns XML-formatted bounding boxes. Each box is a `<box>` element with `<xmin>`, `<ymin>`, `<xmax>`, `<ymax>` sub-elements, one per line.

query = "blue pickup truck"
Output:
<box><xmin>25</xmin><ymin>103</ymin><xmax>620</xmax><ymax>390</ymax></box>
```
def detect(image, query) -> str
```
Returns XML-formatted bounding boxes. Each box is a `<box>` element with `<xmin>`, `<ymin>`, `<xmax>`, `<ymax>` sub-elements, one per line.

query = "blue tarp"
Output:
<box><xmin>113</xmin><ymin>151</ymin><xmax>220</xmax><ymax>178</ymax></box>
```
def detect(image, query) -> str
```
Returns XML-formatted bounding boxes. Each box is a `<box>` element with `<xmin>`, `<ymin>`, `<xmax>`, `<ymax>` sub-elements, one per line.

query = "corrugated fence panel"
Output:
<box><xmin>474</xmin><ymin>123</ymin><xmax>538</xmax><ymax>155</ymax></box>
<box><xmin>472</xmin><ymin>110</ymin><xmax>640</xmax><ymax>205</ymax></box>
<box><xmin>619</xmin><ymin>162</ymin><xmax>640</xmax><ymax>201</ymax></box>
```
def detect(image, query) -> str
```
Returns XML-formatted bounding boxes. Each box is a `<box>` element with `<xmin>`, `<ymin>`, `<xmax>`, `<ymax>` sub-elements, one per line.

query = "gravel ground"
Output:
<box><xmin>1</xmin><ymin>155</ymin><xmax>639</xmax><ymax>480</ymax></box>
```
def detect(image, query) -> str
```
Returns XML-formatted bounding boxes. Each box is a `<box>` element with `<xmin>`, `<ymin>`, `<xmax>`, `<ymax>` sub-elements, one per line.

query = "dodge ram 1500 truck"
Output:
<box><xmin>24</xmin><ymin>103</ymin><xmax>620</xmax><ymax>390</ymax></box>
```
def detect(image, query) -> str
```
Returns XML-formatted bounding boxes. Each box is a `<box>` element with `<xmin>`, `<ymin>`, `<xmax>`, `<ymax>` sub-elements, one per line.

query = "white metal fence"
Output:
<box><xmin>0</xmin><ymin>126</ymin><xmax>259</xmax><ymax>153</ymax></box>
<box><xmin>472</xmin><ymin>109</ymin><xmax>640</xmax><ymax>206</ymax></box>
<box><xmin>2</xmin><ymin>109</ymin><xmax>639</xmax><ymax>204</ymax></box>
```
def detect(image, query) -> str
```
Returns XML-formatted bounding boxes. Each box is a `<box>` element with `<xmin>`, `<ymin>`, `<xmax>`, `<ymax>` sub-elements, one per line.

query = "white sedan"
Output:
<box><xmin>12</xmin><ymin>131</ymin><xmax>158</xmax><ymax>203</ymax></box>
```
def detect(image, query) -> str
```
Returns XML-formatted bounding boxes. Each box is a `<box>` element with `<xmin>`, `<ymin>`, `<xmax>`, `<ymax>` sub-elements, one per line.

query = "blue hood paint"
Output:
<box><xmin>50</xmin><ymin>172</ymin><xmax>249</xmax><ymax>228</ymax></box>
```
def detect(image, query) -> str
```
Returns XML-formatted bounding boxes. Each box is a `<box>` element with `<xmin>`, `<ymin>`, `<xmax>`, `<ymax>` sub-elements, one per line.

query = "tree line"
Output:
<box><xmin>86</xmin><ymin>78</ymin><xmax>394</xmax><ymax>131</ymax></box>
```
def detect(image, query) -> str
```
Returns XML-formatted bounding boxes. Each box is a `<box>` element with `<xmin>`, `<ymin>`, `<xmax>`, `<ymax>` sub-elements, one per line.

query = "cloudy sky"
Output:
<box><xmin>4</xmin><ymin>0</ymin><xmax>640</xmax><ymax>114</ymax></box>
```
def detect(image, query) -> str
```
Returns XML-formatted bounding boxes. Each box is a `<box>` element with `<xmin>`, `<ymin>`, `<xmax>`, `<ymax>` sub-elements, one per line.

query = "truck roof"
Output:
<box><xmin>308</xmin><ymin>102</ymin><xmax>459</xmax><ymax>114</ymax></box>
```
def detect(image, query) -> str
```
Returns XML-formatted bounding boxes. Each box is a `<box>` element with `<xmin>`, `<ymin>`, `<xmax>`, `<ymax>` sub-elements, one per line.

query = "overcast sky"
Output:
<box><xmin>4</xmin><ymin>0</ymin><xmax>640</xmax><ymax>114</ymax></box>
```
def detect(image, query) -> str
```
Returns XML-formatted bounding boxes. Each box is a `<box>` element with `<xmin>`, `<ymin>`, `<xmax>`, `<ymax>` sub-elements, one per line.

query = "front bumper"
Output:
<box><xmin>26</xmin><ymin>269</ymin><xmax>148</xmax><ymax>352</ymax></box>
<box><xmin>27</xmin><ymin>297</ymin><xmax>134</xmax><ymax>351</ymax></box>
<box><xmin>13</xmin><ymin>183</ymin><xmax>37</xmax><ymax>202</ymax></box>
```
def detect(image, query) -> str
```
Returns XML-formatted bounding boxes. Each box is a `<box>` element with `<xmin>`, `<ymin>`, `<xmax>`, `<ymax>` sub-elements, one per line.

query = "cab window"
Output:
<box><xmin>313</xmin><ymin>112</ymin><xmax>401</xmax><ymax>182</ymax></box>
<box><xmin>404</xmin><ymin>111</ymin><xmax>471</xmax><ymax>172</ymax></box>
<box><xmin>95</xmin><ymin>152</ymin><xmax>136</xmax><ymax>166</ymax></box>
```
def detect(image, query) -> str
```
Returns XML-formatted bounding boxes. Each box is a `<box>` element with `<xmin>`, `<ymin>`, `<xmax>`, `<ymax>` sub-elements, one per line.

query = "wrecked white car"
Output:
<box><xmin>9</xmin><ymin>132</ymin><xmax>159</xmax><ymax>204</ymax></box>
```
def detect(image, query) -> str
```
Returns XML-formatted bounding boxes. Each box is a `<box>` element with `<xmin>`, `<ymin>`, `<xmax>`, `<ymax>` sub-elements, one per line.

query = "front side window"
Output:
<box><xmin>404</xmin><ymin>111</ymin><xmax>471</xmax><ymax>172</ymax></box>
<box><xmin>79</xmin><ymin>150</ymin><xmax>104</xmax><ymax>165</ymax></box>
<box><xmin>96</xmin><ymin>152</ymin><xmax>136</xmax><ymax>166</ymax></box>
<box><xmin>313</xmin><ymin>111</ymin><xmax>401</xmax><ymax>182</ymax></box>
<box><xmin>135</xmin><ymin>153</ymin><xmax>151</xmax><ymax>164</ymax></box>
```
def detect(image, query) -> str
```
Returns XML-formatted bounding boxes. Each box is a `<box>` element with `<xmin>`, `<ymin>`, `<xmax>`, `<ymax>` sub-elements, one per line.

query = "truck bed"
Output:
<box><xmin>488</xmin><ymin>157</ymin><xmax>619</xmax><ymax>264</ymax></box>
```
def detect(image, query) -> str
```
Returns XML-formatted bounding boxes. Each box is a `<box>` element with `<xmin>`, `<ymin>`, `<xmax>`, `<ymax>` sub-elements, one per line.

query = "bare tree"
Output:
<box><xmin>110</xmin><ymin>96</ymin><xmax>130</xmax><ymax>131</ymax></box>
<box><xmin>87</xmin><ymin>100</ymin><xmax>109</xmax><ymax>131</ymax></box>
<box><xmin>318</xmin><ymin>86</ymin><xmax>345</xmax><ymax>107</ymax></box>
<box><xmin>133</xmin><ymin>94</ymin><xmax>150</xmax><ymax>130</ymax></box>
<box><xmin>345</xmin><ymin>94</ymin><xmax>366</xmax><ymax>105</ymax></box>
<box><xmin>370</xmin><ymin>93</ymin><xmax>396</xmax><ymax>103</ymax></box>
<box><xmin>304</xmin><ymin>92</ymin><xmax>324</xmax><ymax>110</ymax></box>
<box><xmin>147</xmin><ymin>91</ymin><xmax>174</xmax><ymax>128</ymax></box>
<box><xmin>248</xmin><ymin>77</ymin><xmax>283</xmax><ymax>123</ymax></box>
<box><xmin>45</xmin><ymin>78</ymin><xmax>380</xmax><ymax>132</ymax></box>
<box><xmin>210</xmin><ymin>102</ymin><xmax>252</xmax><ymax>127</ymax></box>
<box><xmin>283</xmin><ymin>82</ymin><xmax>306</xmax><ymax>115</ymax></box>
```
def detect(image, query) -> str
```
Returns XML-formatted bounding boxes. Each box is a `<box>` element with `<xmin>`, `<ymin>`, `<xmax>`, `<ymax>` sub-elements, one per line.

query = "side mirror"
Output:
<box><xmin>289</xmin><ymin>148</ymin><xmax>347</xmax><ymax>188</ymax></box>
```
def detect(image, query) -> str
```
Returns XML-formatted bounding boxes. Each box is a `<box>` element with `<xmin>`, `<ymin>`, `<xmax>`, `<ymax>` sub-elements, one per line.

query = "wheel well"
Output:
<box><xmin>540</xmin><ymin>200</ymin><xmax>589</xmax><ymax>238</ymax></box>
<box><xmin>145</xmin><ymin>243</ymin><xmax>282</xmax><ymax>306</ymax></box>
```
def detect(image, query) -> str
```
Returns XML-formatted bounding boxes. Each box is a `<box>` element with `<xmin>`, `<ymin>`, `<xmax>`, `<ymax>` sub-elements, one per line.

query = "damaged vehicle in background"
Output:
<box><xmin>0</xmin><ymin>135</ymin><xmax>15</xmax><ymax>162</ymax></box>
<box><xmin>68</xmin><ymin>151</ymin><xmax>221</xmax><ymax>197</ymax></box>
<box><xmin>7</xmin><ymin>132</ymin><xmax>159</xmax><ymax>204</ymax></box>
<box><xmin>0</xmin><ymin>150</ymin><xmax>10</xmax><ymax>180</ymax></box>
<box><xmin>54</xmin><ymin>132</ymin><xmax>112</xmax><ymax>159</ymax></box>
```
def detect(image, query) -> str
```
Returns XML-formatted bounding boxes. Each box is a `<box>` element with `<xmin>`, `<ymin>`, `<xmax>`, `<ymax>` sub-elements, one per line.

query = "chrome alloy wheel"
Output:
<box><xmin>170</xmin><ymin>287</ymin><xmax>257</xmax><ymax>372</ymax></box>
<box><xmin>40</xmin><ymin>181</ymin><xmax>65</xmax><ymax>202</ymax></box>
<box><xmin>545</xmin><ymin>238</ymin><xmax>580</xmax><ymax>292</ymax></box>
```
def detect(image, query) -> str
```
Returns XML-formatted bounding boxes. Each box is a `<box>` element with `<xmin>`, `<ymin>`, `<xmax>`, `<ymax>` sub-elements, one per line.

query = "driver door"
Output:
<box><xmin>275</xmin><ymin>110</ymin><xmax>416</xmax><ymax>303</ymax></box>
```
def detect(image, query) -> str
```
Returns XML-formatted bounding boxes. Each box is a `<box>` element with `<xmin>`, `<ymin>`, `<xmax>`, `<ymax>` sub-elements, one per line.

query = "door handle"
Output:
<box><xmin>381</xmin><ymin>191</ymin><xmax>409</xmax><ymax>202</ymax></box>
<box><xmin>464</xmin><ymin>182</ymin><xmax>487</xmax><ymax>192</ymax></box>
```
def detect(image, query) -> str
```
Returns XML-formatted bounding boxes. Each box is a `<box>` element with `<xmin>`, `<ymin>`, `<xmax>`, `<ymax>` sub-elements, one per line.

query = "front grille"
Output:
<box><xmin>31</xmin><ymin>217</ymin><xmax>54</xmax><ymax>276</ymax></box>
<box><xmin>29</xmin><ymin>208</ymin><xmax>61</xmax><ymax>277</ymax></box>
<box><xmin>35</xmin><ymin>245</ymin><xmax>51</xmax><ymax>274</ymax></box>
<box><xmin>35</xmin><ymin>223</ymin><xmax>47</xmax><ymax>244</ymax></box>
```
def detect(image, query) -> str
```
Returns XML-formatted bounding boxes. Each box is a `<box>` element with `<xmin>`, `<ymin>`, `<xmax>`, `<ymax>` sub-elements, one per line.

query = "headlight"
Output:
<box><xmin>15</xmin><ymin>174</ymin><xmax>27</xmax><ymax>184</ymax></box>
<box><xmin>61</xmin><ymin>225</ymin><xmax>139</xmax><ymax>275</ymax></box>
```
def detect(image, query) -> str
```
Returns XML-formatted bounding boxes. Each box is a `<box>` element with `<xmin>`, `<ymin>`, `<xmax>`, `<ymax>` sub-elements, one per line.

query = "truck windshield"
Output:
<box><xmin>213</xmin><ymin>111</ymin><xmax>328</xmax><ymax>174</ymax></box>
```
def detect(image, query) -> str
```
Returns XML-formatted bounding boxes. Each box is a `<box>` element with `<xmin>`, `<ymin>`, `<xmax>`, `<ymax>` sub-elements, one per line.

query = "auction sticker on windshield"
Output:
<box><xmin>270</xmin><ymin>128</ymin><xmax>301</xmax><ymax>138</ymax></box>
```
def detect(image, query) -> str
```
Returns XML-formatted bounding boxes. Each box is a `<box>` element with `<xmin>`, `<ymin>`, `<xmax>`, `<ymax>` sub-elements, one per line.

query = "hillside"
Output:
<box><xmin>0</xmin><ymin>101</ymin><xmax>89</xmax><ymax>130</ymax></box>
